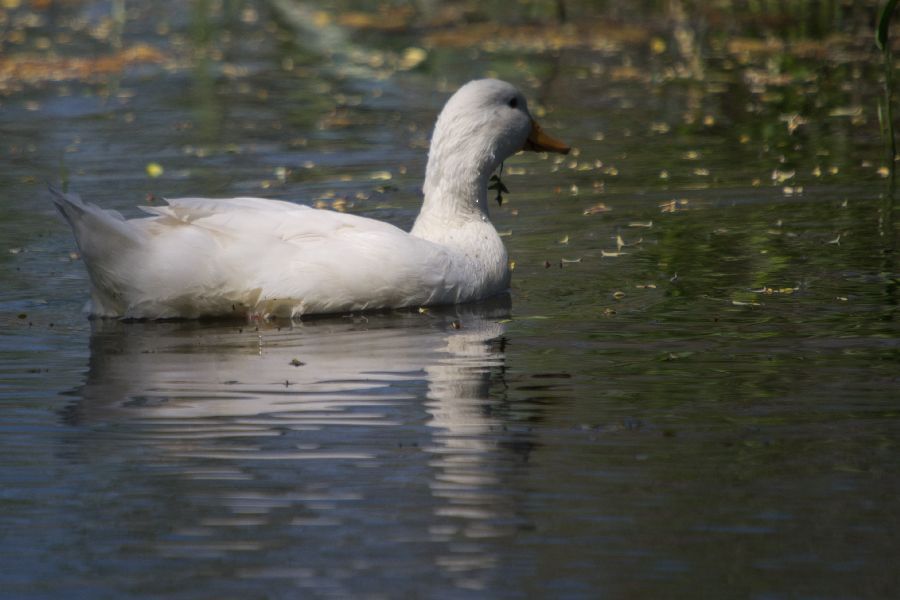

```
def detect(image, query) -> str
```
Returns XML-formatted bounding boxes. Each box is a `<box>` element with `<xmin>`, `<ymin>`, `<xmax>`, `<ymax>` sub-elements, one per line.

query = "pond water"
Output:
<box><xmin>1</xmin><ymin>1</ymin><xmax>898</xmax><ymax>597</ymax></box>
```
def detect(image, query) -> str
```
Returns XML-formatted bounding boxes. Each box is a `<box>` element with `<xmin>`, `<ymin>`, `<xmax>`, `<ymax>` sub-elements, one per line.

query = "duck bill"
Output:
<box><xmin>523</xmin><ymin>120</ymin><xmax>570</xmax><ymax>154</ymax></box>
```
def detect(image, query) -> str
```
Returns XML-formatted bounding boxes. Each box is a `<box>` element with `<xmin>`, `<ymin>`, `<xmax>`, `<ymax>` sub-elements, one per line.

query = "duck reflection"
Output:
<box><xmin>62</xmin><ymin>296</ymin><xmax>538</xmax><ymax>590</ymax></box>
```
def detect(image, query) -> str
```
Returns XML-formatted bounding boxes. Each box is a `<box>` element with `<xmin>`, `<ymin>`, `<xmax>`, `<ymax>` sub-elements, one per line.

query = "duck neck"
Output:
<box><xmin>412</xmin><ymin>145</ymin><xmax>498</xmax><ymax>239</ymax></box>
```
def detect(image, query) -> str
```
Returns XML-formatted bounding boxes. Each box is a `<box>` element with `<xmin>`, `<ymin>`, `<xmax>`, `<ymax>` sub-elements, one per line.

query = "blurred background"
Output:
<box><xmin>0</xmin><ymin>0</ymin><xmax>895</xmax><ymax>200</ymax></box>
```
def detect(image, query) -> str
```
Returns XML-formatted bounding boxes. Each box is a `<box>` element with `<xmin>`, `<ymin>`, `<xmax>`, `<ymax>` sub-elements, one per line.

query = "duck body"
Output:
<box><xmin>52</xmin><ymin>79</ymin><xmax>568</xmax><ymax>319</ymax></box>
<box><xmin>52</xmin><ymin>192</ymin><xmax>510</xmax><ymax>318</ymax></box>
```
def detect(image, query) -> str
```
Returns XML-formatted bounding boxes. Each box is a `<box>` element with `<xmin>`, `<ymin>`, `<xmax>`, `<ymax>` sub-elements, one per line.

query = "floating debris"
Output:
<box><xmin>583</xmin><ymin>203</ymin><xmax>611</xmax><ymax>215</ymax></box>
<box><xmin>659</xmin><ymin>199</ymin><xmax>688</xmax><ymax>212</ymax></box>
<box><xmin>772</xmin><ymin>169</ymin><xmax>795</xmax><ymax>184</ymax></box>
<box><xmin>496</xmin><ymin>315</ymin><xmax>551</xmax><ymax>324</ymax></box>
<box><xmin>782</xmin><ymin>113</ymin><xmax>807</xmax><ymax>134</ymax></box>
<box><xmin>0</xmin><ymin>44</ymin><xmax>167</xmax><ymax>88</ymax></box>
<box><xmin>398</xmin><ymin>47</ymin><xmax>427</xmax><ymax>70</ymax></box>
<box><xmin>828</xmin><ymin>106</ymin><xmax>863</xmax><ymax>118</ymax></box>
<box><xmin>750</xmin><ymin>287</ymin><xmax>797</xmax><ymax>295</ymax></box>
<box><xmin>289</xmin><ymin>358</ymin><xmax>305</xmax><ymax>367</ymax></box>
<box><xmin>616</xmin><ymin>234</ymin><xmax>642</xmax><ymax>250</ymax></box>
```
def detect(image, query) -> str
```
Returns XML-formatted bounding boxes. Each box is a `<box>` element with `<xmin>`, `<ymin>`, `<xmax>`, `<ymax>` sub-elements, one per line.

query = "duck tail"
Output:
<box><xmin>49</xmin><ymin>185</ymin><xmax>152</xmax><ymax>316</ymax></box>
<box><xmin>49</xmin><ymin>185</ymin><xmax>146</xmax><ymax>257</ymax></box>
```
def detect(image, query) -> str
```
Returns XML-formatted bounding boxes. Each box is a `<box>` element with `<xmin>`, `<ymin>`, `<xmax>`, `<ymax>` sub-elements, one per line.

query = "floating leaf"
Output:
<box><xmin>398</xmin><ymin>47</ymin><xmax>427</xmax><ymax>70</ymax></box>
<box><xmin>583</xmin><ymin>203</ymin><xmax>611</xmax><ymax>215</ymax></box>
<box><xmin>659</xmin><ymin>199</ymin><xmax>688</xmax><ymax>212</ymax></box>
<box><xmin>771</xmin><ymin>169</ymin><xmax>795</xmax><ymax>183</ymax></box>
<box><xmin>829</xmin><ymin>106</ymin><xmax>863</xmax><ymax>118</ymax></box>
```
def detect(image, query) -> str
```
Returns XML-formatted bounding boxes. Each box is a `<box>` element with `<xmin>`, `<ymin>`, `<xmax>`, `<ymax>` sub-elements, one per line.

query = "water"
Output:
<box><xmin>1</xmin><ymin>1</ymin><xmax>898</xmax><ymax>597</ymax></box>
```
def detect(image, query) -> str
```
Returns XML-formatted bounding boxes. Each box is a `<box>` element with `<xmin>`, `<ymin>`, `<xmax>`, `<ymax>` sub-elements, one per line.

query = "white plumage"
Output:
<box><xmin>52</xmin><ymin>79</ymin><xmax>569</xmax><ymax>319</ymax></box>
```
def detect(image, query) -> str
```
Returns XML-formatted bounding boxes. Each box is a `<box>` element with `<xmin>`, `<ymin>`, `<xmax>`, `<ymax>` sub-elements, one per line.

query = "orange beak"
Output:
<box><xmin>522</xmin><ymin>119</ymin><xmax>570</xmax><ymax>154</ymax></box>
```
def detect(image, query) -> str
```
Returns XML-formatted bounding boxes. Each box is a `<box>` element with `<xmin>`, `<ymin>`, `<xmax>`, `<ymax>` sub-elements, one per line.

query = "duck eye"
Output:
<box><xmin>507</xmin><ymin>97</ymin><xmax>518</xmax><ymax>109</ymax></box>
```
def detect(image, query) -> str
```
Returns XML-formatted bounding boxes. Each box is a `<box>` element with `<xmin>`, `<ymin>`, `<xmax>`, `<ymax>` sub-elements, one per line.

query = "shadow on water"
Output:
<box><xmin>52</xmin><ymin>297</ymin><xmax>549</xmax><ymax>595</ymax></box>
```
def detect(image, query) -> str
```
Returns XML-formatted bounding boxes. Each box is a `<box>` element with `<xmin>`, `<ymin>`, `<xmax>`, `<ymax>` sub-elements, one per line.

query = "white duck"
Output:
<box><xmin>52</xmin><ymin>79</ymin><xmax>569</xmax><ymax>319</ymax></box>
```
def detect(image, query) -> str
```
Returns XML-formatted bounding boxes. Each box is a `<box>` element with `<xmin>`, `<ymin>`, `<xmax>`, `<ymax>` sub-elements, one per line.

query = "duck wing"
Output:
<box><xmin>56</xmin><ymin>192</ymin><xmax>463</xmax><ymax>318</ymax></box>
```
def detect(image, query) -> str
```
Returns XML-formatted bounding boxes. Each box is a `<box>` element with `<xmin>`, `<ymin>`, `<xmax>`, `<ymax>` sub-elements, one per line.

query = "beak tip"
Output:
<box><xmin>524</xmin><ymin>120</ymin><xmax>570</xmax><ymax>155</ymax></box>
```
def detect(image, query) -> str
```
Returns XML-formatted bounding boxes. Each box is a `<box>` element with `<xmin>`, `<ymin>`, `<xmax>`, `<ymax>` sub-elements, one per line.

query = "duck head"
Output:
<box><xmin>420</xmin><ymin>79</ymin><xmax>569</xmax><ymax>221</ymax></box>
